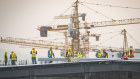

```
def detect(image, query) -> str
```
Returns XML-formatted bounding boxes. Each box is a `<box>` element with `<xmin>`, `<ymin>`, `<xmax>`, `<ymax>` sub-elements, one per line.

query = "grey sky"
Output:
<box><xmin>0</xmin><ymin>0</ymin><xmax>140</xmax><ymax>62</ymax></box>
<box><xmin>0</xmin><ymin>0</ymin><xmax>140</xmax><ymax>47</ymax></box>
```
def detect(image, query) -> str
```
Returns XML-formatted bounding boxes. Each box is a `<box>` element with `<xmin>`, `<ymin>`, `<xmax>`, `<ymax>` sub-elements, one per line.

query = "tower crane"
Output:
<box><xmin>1</xmin><ymin>0</ymin><xmax>140</xmax><ymax>58</ymax></box>
<box><xmin>37</xmin><ymin>0</ymin><xmax>140</xmax><ymax>57</ymax></box>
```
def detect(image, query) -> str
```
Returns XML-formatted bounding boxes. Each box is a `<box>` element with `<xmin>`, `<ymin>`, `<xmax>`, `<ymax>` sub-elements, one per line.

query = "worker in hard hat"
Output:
<box><xmin>30</xmin><ymin>47</ymin><xmax>37</xmax><ymax>64</ymax></box>
<box><xmin>10</xmin><ymin>51</ymin><xmax>17</xmax><ymax>65</ymax></box>
<box><xmin>96</xmin><ymin>49</ymin><xmax>102</xmax><ymax>58</ymax></box>
<box><xmin>66</xmin><ymin>47</ymin><xmax>72</xmax><ymax>62</ymax></box>
<box><xmin>77</xmin><ymin>49</ymin><xmax>82</xmax><ymax>58</ymax></box>
<box><xmin>129</xmin><ymin>48</ymin><xmax>134</xmax><ymax>58</ymax></box>
<box><xmin>4</xmin><ymin>51</ymin><xmax>8</xmax><ymax>66</ymax></box>
<box><xmin>122</xmin><ymin>49</ymin><xmax>128</xmax><ymax>60</ymax></box>
<box><xmin>48</xmin><ymin>46</ymin><xmax>55</xmax><ymax>63</ymax></box>
<box><xmin>102</xmin><ymin>49</ymin><xmax>108</xmax><ymax>58</ymax></box>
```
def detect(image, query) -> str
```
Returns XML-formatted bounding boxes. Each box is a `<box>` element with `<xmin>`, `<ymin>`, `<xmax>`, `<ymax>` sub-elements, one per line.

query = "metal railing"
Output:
<box><xmin>1</xmin><ymin>58</ymin><xmax>140</xmax><ymax>67</ymax></box>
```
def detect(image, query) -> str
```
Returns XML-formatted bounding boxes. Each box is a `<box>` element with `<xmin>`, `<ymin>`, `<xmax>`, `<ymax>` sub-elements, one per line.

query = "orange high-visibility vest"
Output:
<box><xmin>123</xmin><ymin>52</ymin><xmax>128</xmax><ymax>59</ymax></box>
<box><xmin>67</xmin><ymin>50</ymin><xmax>72</xmax><ymax>56</ymax></box>
<box><xmin>106</xmin><ymin>55</ymin><xmax>108</xmax><ymax>58</ymax></box>
<box><xmin>98</xmin><ymin>52</ymin><xmax>102</xmax><ymax>58</ymax></box>
<box><xmin>129</xmin><ymin>50</ymin><xmax>134</xmax><ymax>58</ymax></box>
<box><xmin>32</xmin><ymin>50</ymin><xmax>36</xmax><ymax>57</ymax></box>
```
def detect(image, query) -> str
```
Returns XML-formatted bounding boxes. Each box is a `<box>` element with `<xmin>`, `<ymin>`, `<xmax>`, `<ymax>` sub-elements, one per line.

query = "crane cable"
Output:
<box><xmin>99</xmin><ymin>30</ymin><xmax>121</xmax><ymax>35</ymax></box>
<box><xmin>95</xmin><ymin>33</ymin><xmax>120</xmax><ymax>47</ymax></box>
<box><xmin>80</xmin><ymin>4</ymin><xmax>115</xmax><ymax>21</ymax></box>
<box><xmin>80</xmin><ymin>2</ymin><xmax>140</xmax><ymax>10</ymax></box>
<box><xmin>127</xmin><ymin>32</ymin><xmax>140</xmax><ymax>47</ymax></box>
<box><xmin>48</xmin><ymin>3</ymin><xmax>74</xmax><ymax>25</ymax></box>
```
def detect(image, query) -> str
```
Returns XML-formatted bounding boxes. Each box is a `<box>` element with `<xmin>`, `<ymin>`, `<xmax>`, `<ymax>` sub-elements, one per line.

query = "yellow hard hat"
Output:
<box><xmin>130</xmin><ymin>48</ymin><xmax>133</xmax><ymax>50</ymax></box>
<box><xmin>5</xmin><ymin>51</ymin><xmax>7</xmax><ymax>53</ymax></box>
<box><xmin>50</xmin><ymin>46</ymin><xmax>53</xmax><ymax>48</ymax></box>
<box><xmin>11</xmin><ymin>51</ymin><xmax>14</xmax><ymax>53</ymax></box>
<box><xmin>125</xmin><ymin>49</ymin><xmax>128</xmax><ymax>51</ymax></box>
<box><xmin>98</xmin><ymin>48</ymin><xmax>101</xmax><ymax>51</ymax></box>
<box><xmin>32</xmin><ymin>47</ymin><xmax>35</xmax><ymax>49</ymax></box>
<box><xmin>68</xmin><ymin>47</ymin><xmax>71</xmax><ymax>50</ymax></box>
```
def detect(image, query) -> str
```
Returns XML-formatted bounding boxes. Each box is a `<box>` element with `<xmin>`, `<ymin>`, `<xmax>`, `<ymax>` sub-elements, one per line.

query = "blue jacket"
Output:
<box><xmin>48</xmin><ymin>50</ymin><xmax>55</xmax><ymax>58</ymax></box>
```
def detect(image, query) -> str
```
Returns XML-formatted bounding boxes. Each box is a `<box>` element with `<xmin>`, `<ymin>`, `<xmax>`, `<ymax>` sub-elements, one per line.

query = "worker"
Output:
<box><xmin>129</xmin><ymin>48</ymin><xmax>134</xmax><ymax>58</ymax></box>
<box><xmin>10</xmin><ymin>51</ymin><xmax>17</xmax><ymax>65</ymax></box>
<box><xmin>4</xmin><ymin>51</ymin><xmax>8</xmax><ymax>66</ymax></box>
<box><xmin>77</xmin><ymin>49</ymin><xmax>82</xmax><ymax>58</ymax></box>
<box><xmin>122</xmin><ymin>49</ymin><xmax>128</xmax><ymax>60</ymax></box>
<box><xmin>102</xmin><ymin>49</ymin><xmax>108</xmax><ymax>58</ymax></box>
<box><xmin>96</xmin><ymin>49</ymin><xmax>102</xmax><ymax>58</ymax></box>
<box><xmin>66</xmin><ymin>47</ymin><xmax>72</xmax><ymax>62</ymax></box>
<box><xmin>48</xmin><ymin>46</ymin><xmax>55</xmax><ymax>63</ymax></box>
<box><xmin>30</xmin><ymin>47</ymin><xmax>37</xmax><ymax>64</ymax></box>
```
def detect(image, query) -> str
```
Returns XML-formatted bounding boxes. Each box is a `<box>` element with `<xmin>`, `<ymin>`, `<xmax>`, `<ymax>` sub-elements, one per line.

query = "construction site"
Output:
<box><xmin>0</xmin><ymin>0</ymin><xmax>140</xmax><ymax>79</ymax></box>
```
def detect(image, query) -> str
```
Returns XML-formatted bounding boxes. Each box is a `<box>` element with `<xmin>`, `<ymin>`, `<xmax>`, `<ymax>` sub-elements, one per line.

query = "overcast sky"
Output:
<box><xmin>0</xmin><ymin>0</ymin><xmax>140</xmax><ymax>62</ymax></box>
<box><xmin>0</xmin><ymin>0</ymin><xmax>140</xmax><ymax>48</ymax></box>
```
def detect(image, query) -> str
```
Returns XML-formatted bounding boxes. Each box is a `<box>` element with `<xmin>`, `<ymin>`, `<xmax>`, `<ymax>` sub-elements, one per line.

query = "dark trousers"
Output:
<box><xmin>32</xmin><ymin>57</ymin><xmax>37</xmax><ymax>64</ymax></box>
<box><xmin>49</xmin><ymin>57</ymin><xmax>53</xmax><ymax>63</ymax></box>
<box><xmin>5</xmin><ymin>60</ymin><xmax>7</xmax><ymax>66</ymax></box>
<box><xmin>67</xmin><ymin>57</ymin><xmax>71</xmax><ymax>62</ymax></box>
<box><xmin>11</xmin><ymin>60</ymin><xmax>16</xmax><ymax>65</ymax></box>
<box><xmin>49</xmin><ymin>61</ymin><xmax>52</xmax><ymax>63</ymax></box>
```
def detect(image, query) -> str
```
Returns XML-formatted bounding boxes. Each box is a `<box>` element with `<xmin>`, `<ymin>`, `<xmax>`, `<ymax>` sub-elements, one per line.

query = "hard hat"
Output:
<box><xmin>69</xmin><ymin>47</ymin><xmax>71</xmax><ymax>50</ymax></box>
<box><xmin>103</xmin><ymin>49</ymin><xmax>106</xmax><ymax>51</ymax></box>
<box><xmin>50</xmin><ymin>46</ymin><xmax>53</xmax><ymax>48</ymax></box>
<box><xmin>98</xmin><ymin>48</ymin><xmax>101</xmax><ymax>51</ymax></box>
<box><xmin>32</xmin><ymin>47</ymin><xmax>35</xmax><ymax>49</ymax></box>
<box><xmin>130</xmin><ymin>48</ymin><xmax>133</xmax><ymax>50</ymax></box>
<box><xmin>125</xmin><ymin>49</ymin><xmax>128</xmax><ymax>51</ymax></box>
<box><xmin>5</xmin><ymin>51</ymin><xmax>7</xmax><ymax>53</ymax></box>
<box><xmin>11</xmin><ymin>51</ymin><xmax>14</xmax><ymax>53</ymax></box>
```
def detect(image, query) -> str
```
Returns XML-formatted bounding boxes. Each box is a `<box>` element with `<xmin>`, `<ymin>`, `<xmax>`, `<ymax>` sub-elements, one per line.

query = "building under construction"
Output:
<box><xmin>0</xmin><ymin>59</ymin><xmax>140</xmax><ymax>79</ymax></box>
<box><xmin>0</xmin><ymin>0</ymin><xmax>140</xmax><ymax>79</ymax></box>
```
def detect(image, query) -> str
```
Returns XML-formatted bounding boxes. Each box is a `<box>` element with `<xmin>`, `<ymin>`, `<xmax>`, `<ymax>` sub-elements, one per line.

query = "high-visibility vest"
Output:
<box><xmin>32</xmin><ymin>50</ymin><xmax>36</xmax><ymax>57</ymax></box>
<box><xmin>128</xmin><ymin>51</ymin><xmax>130</xmax><ymax>57</ymax></box>
<box><xmin>103</xmin><ymin>52</ymin><xmax>108</xmax><ymax>58</ymax></box>
<box><xmin>67</xmin><ymin>50</ymin><xmax>72</xmax><ymax>56</ymax></box>
<box><xmin>130</xmin><ymin>50</ymin><xmax>133</xmax><ymax>55</ymax></box>
<box><xmin>97</xmin><ymin>52</ymin><xmax>102</xmax><ymax>58</ymax></box>
<box><xmin>129</xmin><ymin>50</ymin><xmax>134</xmax><ymax>57</ymax></box>
<box><xmin>77</xmin><ymin>52</ymin><xmax>82</xmax><ymax>58</ymax></box>
<box><xmin>4</xmin><ymin>54</ymin><xmax>8</xmax><ymax>61</ymax></box>
<box><xmin>106</xmin><ymin>55</ymin><xmax>108</xmax><ymax>58</ymax></box>
<box><xmin>49</xmin><ymin>50</ymin><xmax>53</xmax><ymax>56</ymax></box>
<box><xmin>123</xmin><ymin>52</ymin><xmax>128</xmax><ymax>59</ymax></box>
<box><xmin>103</xmin><ymin>52</ymin><xmax>106</xmax><ymax>57</ymax></box>
<box><xmin>11</xmin><ymin>53</ymin><xmax>17</xmax><ymax>60</ymax></box>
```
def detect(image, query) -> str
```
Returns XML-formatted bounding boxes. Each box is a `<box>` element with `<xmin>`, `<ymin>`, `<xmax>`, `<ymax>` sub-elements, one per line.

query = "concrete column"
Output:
<box><xmin>84</xmin><ymin>73</ymin><xmax>90</xmax><ymax>79</ymax></box>
<box><xmin>29</xmin><ymin>75</ymin><xmax>36</xmax><ymax>79</ymax></box>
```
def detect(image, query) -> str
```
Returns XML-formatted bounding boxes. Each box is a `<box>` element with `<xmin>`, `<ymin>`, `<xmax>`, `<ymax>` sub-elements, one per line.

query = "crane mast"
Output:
<box><xmin>1</xmin><ymin>0</ymin><xmax>140</xmax><ymax>57</ymax></box>
<box><xmin>122</xmin><ymin>29</ymin><xmax>128</xmax><ymax>51</ymax></box>
<box><xmin>72</xmin><ymin>0</ymin><xmax>80</xmax><ymax>57</ymax></box>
